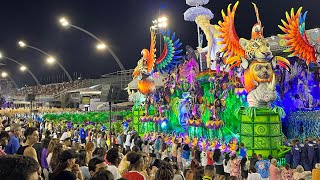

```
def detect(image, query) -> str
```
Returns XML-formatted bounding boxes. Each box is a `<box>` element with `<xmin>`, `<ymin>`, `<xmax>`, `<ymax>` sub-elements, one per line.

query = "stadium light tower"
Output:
<box><xmin>1</xmin><ymin>71</ymin><xmax>18</xmax><ymax>88</ymax></box>
<box><xmin>18</xmin><ymin>40</ymin><xmax>73</xmax><ymax>82</ymax></box>
<box><xmin>152</xmin><ymin>16</ymin><xmax>168</xmax><ymax>54</ymax></box>
<box><xmin>58</xmin><ymin>16</ymin><xmax>125</xmax><ymax>70</ymax></box>
<box><xmin>0</xmin><ymin>52</ymin><xmax>40</xmax><ymax>85</ymax></box>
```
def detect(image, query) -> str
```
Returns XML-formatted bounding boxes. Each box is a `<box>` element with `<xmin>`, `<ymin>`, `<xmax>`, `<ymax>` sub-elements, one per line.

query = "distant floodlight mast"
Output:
<box><xmin>17</xmin><ymin>40</ymin><xmax>73</xmax><ymax>82</ymax></box>
<box><xmin>0</xmin><ymin>52</ymin><xmax>40</xmax><ymax>85</ymax></box>
<box><xmin>58</xmin><ymin>16</ymin><xmax>125</xmax><ymax>70</ymax></box>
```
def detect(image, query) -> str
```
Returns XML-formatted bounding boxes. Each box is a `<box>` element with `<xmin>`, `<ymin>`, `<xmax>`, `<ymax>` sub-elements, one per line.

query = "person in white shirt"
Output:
<box><xmin>201</xmin><ymin>148</ymin><xmax>208</xmax><ymax>166</ymax></box>
<box><xmin>248</xmin><ymin>166</ymin><xmax>263</xmax><ymax>180</ymax></box>
<box><xmin>124</xmin><ymin>133</ymin><xmax>131</xmax><ymax>151</ymax></box>
<box><xmin>106</xmin><ymin>148</ymin><xmax>121</xmax><ymax>179</ymax></box>
<box><xmin>223</xmin><ymin>153</ymin><xmax>231</xmax><ymax>178</ymax></box>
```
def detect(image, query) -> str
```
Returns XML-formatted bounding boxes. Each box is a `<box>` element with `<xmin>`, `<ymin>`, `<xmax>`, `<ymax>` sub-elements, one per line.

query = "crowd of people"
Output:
<box><xmin>0</xmin><ymin>118</ymin><xmax>320</xmax><ymax>180</ymax></box>
<box><xmin>8</xmin><ymin>79</ymin><xmax>93</xmax><ymax>97</ymax></box>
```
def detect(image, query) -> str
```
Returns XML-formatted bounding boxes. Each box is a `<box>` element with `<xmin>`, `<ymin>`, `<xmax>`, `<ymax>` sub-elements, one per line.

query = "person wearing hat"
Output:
<box><xmin>62</xmin><ymin>137</ymin><xmax>72</xmax><ymax>150</ymax></box>
<box><xmin>50</xmin><ymin>149</ymin><xmax>83</xmax><ymax>180</ymax></box>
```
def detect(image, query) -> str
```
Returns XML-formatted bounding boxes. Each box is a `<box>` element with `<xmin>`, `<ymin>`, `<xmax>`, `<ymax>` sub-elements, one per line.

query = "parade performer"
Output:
<box><xmin>215</xmin><ymin>1</ymin><xmax>290</xmax><ymax>107</ymax></box>
<box><xmin>195</xmin><ymin>15</ymin><xmax>224</xmax><ymax>70</ymax></box>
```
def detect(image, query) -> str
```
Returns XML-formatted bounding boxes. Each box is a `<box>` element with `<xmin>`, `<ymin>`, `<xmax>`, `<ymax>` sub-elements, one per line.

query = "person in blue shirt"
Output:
<box><xmin>255</xmin><ymin>154</ymin><xmax>270</xmax><ymax>179</ymax></box>
<box><xmin>154</xmin><ymin>136</ymin><xmax>161</xmax><ymax>159</ymax></box>
<box><xmin>79</xmin><ymin>126</ymin><xmax>86</xmax><ymax>144</ymax></box>
<box><xmin>239</xmin><ymin>143</ymin><xmax>247</xmax><ymax>159</ymax></box>
<box><xmin>5</xmin><ymin>123</ymin><xmax>21</xmax><ymax>154</ymax></box>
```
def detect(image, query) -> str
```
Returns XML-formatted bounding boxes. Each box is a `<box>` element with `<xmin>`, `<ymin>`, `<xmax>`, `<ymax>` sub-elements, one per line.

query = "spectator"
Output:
<box><xmin>40</xmin><ymin>138</ymin><xmax>50</xmax><ymax>179</ymax></box>
<box><xmin>5</xmin><ymin>123</ymin><xmax>21</xmax><ymax>154</ymax></box>
<box><xmin>201</xmin><ymin>146</ymin><xmax>208</xmax><ymax>166</ymax></box>
<box><xmin>48</xmin><ymin>143</ymin><xmax>63</xmax><ymax>173</ymax></box>
<box><xmin>77</xmin><ymin>149</ymin><xmax>90</xmax><ymax>180</ymax></box>
<box><xmin>182</xmin><ymin>144</ymin><xmax>191</xmax><ymax>169</ymax></box>
<box><xmin>239</xmin><ymin>143</ymin><xmax>247</xmax><ymax>158</ymax></box>
<box><xmin>0</xmin><ymin>155</ymin><xmax>40</xmax><ymax>180</ymax></box>
<box><xmin>293</xmin><ymin>165</ymin><xmax>311</xmax><ymax>180</ymax></box>
<box><xmin>203</xmin><ymin>165</ymin><xmax>215</xmax><ymax>180</ymax></box>
<box><xmin>230</xmin><ymin>154</ymin><xmax>241</xmax><ymax>179</ymax></box>
<box><xmin>255</xmin><ymin>154</ymin><xmax>270</xmax><ymax>180</ymax></box>
<box><xmin>249</xmin><ymin>153</ymin><xmax>258</xmax><ymax>168</ymax></box>
<box><xmin>172</xmin><ymin>164</ymin><xmax>184</xmax><ymax>180</ymax></box>
<box><xmin>0</xmin><ymin>131</ymin><xmax>9</xmax><ymax>155</ymax></box>
<box><xmin>281</xmin><ymin>163</ymin><xmax>293</xmax><ymax>180</ymax></box>
<box><xmin>247</xmin><ymin>166</ymin><xmax>262</xmax><ymax>180</ymax></box>
<box><xmin>155</xmin><ymin>162</ymin><xmax>174</xmax><ymax>180</ymax></box>
<box><xmin>17</xmin><ymin>127</ymin><xmax>39</xmax><ymax>162</ymax></box>
<box><xmin>88</xmin><ymin>157</ymin><xmax>107</xmax><ymax>177</ymax></box>
<box><xmin>213</xmin><ymin>149</ymin><xmax>225</xmax><ymax>179</ymax></box>
<box><xmin>185</xmin><ymin>159</ymin><xmax>199</xmax><ymax>180</ymax></box>
<box><xmin>223</xmin><ymin>153</ymin><xmax>231</xmax><ymax>178</ymax></box>
<box><xmin>269</xmin><ymin>158</ymin><xmax>280</xmax><ymax>180</ymax></box>
<box><xmin>240</xmin><ymin>156</ymin><xmax>249</xmax><ymax>179</ymax></box>
<box><xmin>90</xmin><ymin>169</ymin><xmax>114</xmax><ymax>180</ymax></box>
<box><xmin>51</xmin><ymin>149</ymin><xmax>83</xmax><ymax>180</ymax></box>
<box><xmin>312</xmin><ymin>163</ymin><xmax>320</xmax><ymax>180</ymax></box>
<box><xmin>106</xmin><ymin>148</ymin><xmax>121</xmax><ymax>179</ymax></box>
<box><xmin>122</xmin><ymin>151</ymin><xmax>146</xmax><ymax>180</ymax></box>
<box><xmin>193</xmin><ymin>166</ymin><xmax>204</xmax><ymax>180</ymax></box>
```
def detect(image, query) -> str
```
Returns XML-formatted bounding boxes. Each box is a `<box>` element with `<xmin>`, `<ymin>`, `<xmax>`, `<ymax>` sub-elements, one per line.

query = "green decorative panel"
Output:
<box><xmin>241</xmin><ymin>115</ymin><xmax>252</xmax><ymax>123</ymax></box>
<box><xmin>239</xmin><ymin>108</ymin><xmax>282</xmax><ymax>158</ymax></box>
<box><xmin>254</xmin><ymin>115</ymin><xmax>267</xmax><ymax>123</ymax></box>
<box><xmin>270</xmin><ymin>115</ymin><xmax>280</xmax><ymax>123</ymax></box>
<box><xmin>254</xmin><ymin>124</ymin><xmax>269</xmax><ymax>136</ymax></box>
<box><xmin>241</xmin><ymin>136</ymin><xmax>253</xmax><ymax>148</ymax></box>
<box><xmin>254</xmin><ymin>137</ymin><xmax>270</xmax><ymax>149</ymax></box>
<box><xmin>271</xmin><ymin>137</ymin><xmax>282</xmax><ymax>147</ymax></box>
<box><xmin>241</xmin><ymin>124</ymin><xmax>253</xmax><ymax>135</ymax></box>
<box><xmin>270</xmin><ymin>124</ymin><xmax>281</xmax><ymax>135</ymax></box>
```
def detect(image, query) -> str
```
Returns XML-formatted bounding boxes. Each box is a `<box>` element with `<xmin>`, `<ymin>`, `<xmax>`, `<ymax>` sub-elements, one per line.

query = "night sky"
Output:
<box><xmin>0</xmin><ymin>0</ymin><xmax>318</xmax><ymax>86</ymax></box>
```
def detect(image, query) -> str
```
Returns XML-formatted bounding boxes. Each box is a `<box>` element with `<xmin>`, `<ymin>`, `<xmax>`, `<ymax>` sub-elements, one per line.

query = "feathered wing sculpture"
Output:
<box><xmin>278</xmin><ymin>7</ymin><xmax>316</xmax><ymax>65</ymax></box>
<box><xmin>132</xmin><ymin>29</ymin><xmax>183</xmax><ymax>95</ymax></box>
<box><xmin>155</xmin><ymin>30</ymin><xmax>183</xmax><ymax>73</ymax></box>
<box><xmin>214</xmin><ymin>1</ymin><xmax>245</xmax><ymax>59</ymax></box>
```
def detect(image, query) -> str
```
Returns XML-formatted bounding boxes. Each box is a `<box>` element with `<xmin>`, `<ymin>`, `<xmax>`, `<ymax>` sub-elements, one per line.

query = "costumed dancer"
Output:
<box><xmin>291</xmin><ymin>139</ymin><xmax>301</xmax><ymax>168</ymax></box>
<box><xmin>307</xmin><ymin>138</ymin><xmax>316</xmax><ymax>169</ymax></box>
<box><xmin>299</xmin><ymin>139</ymin><xmax>310</xmax><ymax>171</ymax></box>
<box><xmin>283</xmin><ymin>137</ymin><xmax>293</xmax><ymax>168</ymax></box>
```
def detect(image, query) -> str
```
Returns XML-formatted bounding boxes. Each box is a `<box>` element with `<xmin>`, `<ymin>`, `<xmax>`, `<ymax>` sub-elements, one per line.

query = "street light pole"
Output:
<box><xmin>1</xmin><ymin>56</ymin><xmax>40</xmax><ymax>85</ymax></box>
<box><xmin>59</xmin><ymin>17</ymin><xmax>125</xmax><ymax>71</ymax></box>
<box><xmin>18</xmin><ymin>41</ymin><xmax>73</xmax><ymax>82</ymax></box>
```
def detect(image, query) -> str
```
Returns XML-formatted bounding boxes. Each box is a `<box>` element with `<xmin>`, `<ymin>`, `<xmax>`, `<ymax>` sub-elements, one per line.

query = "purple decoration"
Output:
<box><xmin>186</xmin><ymin>0</ymin><xmax>209</xmax><ymax>6</ymax></box>
<box><xmin>184</xmin><ymin>6</ymin><xmax>214</xmax><ymax>22</ymax></box>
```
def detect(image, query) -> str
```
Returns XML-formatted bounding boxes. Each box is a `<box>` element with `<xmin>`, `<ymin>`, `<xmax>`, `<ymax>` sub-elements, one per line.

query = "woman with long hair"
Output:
<box><xmin>77</xmin><ymin>149</ymin><xmax>90</xmax><ymax>180</ymax></box>
<box><xmin>51</xmin><ymin>149</ymin><xmax>83</xmax><ymax>180</ymax></box>
<box><xmin>213</xmin><ymin>149</ymin><xmax>224</xmax><ymax>180</ymax></box>
<box><xmin>46</xmin><ymin>138</ymin><xmax>59</xmax><ymax>157</ymax></box>
<box><xmin>240</xmin><ymin>156</ymin><xmax>249</xmax><ymax>180</ymax></box>
<box><xmin>16</xmin><ymin>127</ymin><xmax>39</xmax><ymax>162</ymax></box>
<box><xmin>230</xmin><ymin>154</ymin><xmax>241</xmax><ymax>179</ymax></box>
<box><xmin>223</xmin><ymin>153</ymin><xmax>231</xmax><ymax>178</ymax></box>
<box><xmin>48</xmin><ymin>143</ymin><xmax>63</xmax><ymax>173</ymax></box>
<box><xmin>155</xmin><ymin>162</ymin><xmax>174</xmax><ymax>180</ymax></box>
